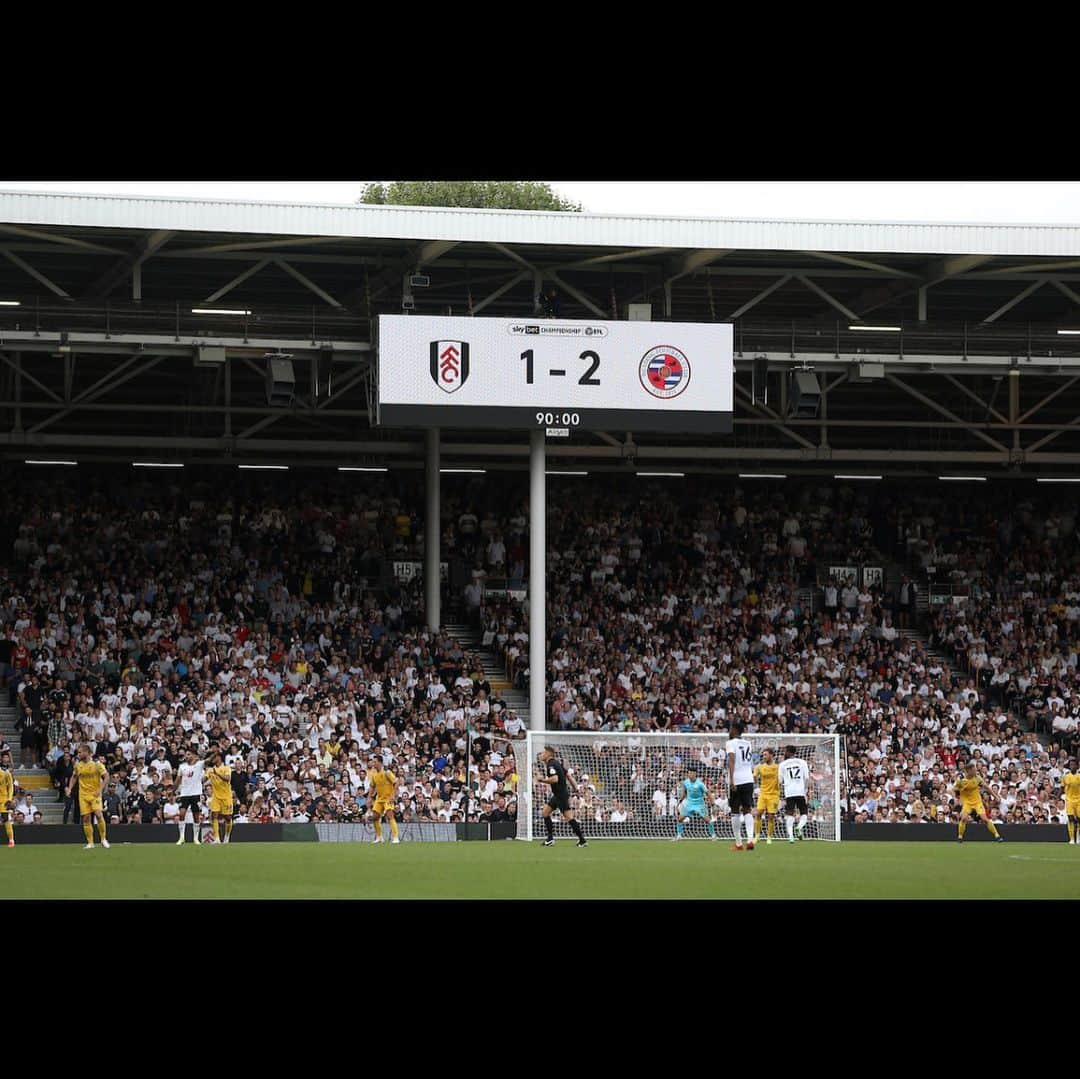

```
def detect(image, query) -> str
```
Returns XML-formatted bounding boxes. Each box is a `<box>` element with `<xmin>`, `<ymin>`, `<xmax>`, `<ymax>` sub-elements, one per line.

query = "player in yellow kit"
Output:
<box><xmin>367</xmin><ymin>755</ymin><xmax>400</xmax><ymax>844</ymax></box>
<box><xmin>954</xmin><ymin>761</ymin><xmax>1003</xmax><ymax>843</ymax></box>
<box><xmin>66</xmin><ymin>743</ymin><xmax>109</xmax><ymax>849</ymax></box>
<box><xmin>0</xmin><ymin>758</ymin><xmax>14</xmax><ymax>847</ymax></box>
<box><xmin>1062</xmin><ymin>760</ymin><xmax>1080</xmax><ymax>845</ymax></box>
<box><xmin>753</xmin><ymin>748</ymin><xmax>781</xmax><ymax>845</ymax></box>
<box><xmin>205</xmin><ymin>751</ymin><xmax>235</xmax><ymax>844</ymax></box>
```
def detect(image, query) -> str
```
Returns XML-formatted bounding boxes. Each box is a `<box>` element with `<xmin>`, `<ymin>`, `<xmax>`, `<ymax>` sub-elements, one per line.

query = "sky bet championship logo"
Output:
<box><xmin>430</xmin><ymin>340</ymin><xmax>470</xmax><ymax>393</ymax></box>
<box><xmin>639</xmin><ymin>345</ymin><xmax>690</xmax><ymax>399</ymax></box>
<box><xmin>507</xmin><ymin>323</ymin><xmax>608</xmax><ymax>337</ymax></box>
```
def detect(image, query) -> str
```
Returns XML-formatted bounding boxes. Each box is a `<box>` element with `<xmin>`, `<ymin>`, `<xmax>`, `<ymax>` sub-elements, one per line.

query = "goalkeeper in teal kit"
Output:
<box><xmin>673</xmin><ymin>765</ymin><xmax>717</xmax><ymax>841</ymax></box>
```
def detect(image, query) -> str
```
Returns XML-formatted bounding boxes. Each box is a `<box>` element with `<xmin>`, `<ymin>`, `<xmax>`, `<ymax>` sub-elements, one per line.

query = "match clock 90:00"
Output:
<box><xmin>536</xmin><ymin>411</ymin><xmax>581</xmax><ymax>427</ymax></box>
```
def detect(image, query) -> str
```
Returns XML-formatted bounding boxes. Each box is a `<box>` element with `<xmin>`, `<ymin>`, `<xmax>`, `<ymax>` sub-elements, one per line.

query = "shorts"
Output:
<box><xmin>785</xmin><ymin>796</ymin><xmax>808</xmax><ymax>816</ymax></box>
<box><xmin>960</xmin><ymin>801</ymin><xmax>986</xmax><ymax>819</ymax></box>
<box><xmin>679</xmin><ymin>801</ymin><xmax>708</xmax><ymax>820</ymax></box>
<box><xmin>179</xmin><ymin>795</ymin><xmax>201</xmax><ymax>812</ymax></box>
<box><xmin>730</xmin><ymin>783</ymin><xmax>754</xmax><ymax>813</ymax></box>
<box><xmin>547</xmin><ymin>793</ymin><xmax>571</xmax><ymax>814</ymax></box>
<box><xmin>209</xmin><ymin>798</ymin><xmax>234</xmax><ymax>816</ymax></box>
<box><xmin>757</xmin><ymin>795</ymin><xmax>780</xmax><ymax>814</ymax></box>
<box><xmin>372</xmin><ymin>799</ymin><xmax>394</xmax><ymax>818</ymax></box>
<box><xmin>79</xmin><ymin>797</ymin><xmax>103</xmax><ymax>817</ymax></box>
<box><xmin>1067</xmin><ymin>802</ymin><xmax>1080</xmax><ymax>820</ymax></box>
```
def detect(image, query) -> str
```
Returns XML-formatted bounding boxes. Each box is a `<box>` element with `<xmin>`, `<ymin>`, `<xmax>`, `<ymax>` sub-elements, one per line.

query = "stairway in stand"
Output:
<box><xmin>898</xmin><ymin>626</ymin><xmax>960</xmax><ymax>681</ymax></box>
<box><xmin>897</xmin><ymin>626</ymin><xmax>1048</xmax><ymax>744</ymax></box>
<box><xmin>443</xmin><ymin>623</ymin><xmax>531</xmax><ymax>730</ymax></box>
<box><xmin>0</xmin><ymin>703</ymin><xmax>66</xmax><ymax>823</ymax></box>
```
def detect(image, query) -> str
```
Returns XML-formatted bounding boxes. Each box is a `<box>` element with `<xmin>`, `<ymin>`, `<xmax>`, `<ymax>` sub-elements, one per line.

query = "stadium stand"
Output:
<box><xmin>0</xmin><ymin>467</ymin><xmax>1076</xmax><ymax>829</ymax></box>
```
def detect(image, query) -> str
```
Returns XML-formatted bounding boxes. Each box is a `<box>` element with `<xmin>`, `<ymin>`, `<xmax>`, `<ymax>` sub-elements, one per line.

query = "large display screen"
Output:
<box><xmin>376</xmin><ymin>315</ymin><xmax>733</xmax><ymax>433</ymax></box>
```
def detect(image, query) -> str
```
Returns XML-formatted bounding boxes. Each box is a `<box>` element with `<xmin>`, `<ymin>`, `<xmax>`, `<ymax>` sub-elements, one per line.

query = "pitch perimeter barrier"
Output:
<box><xmin>4</xmin><ymin>822</ymin><xmax>516</xmax><ymax>844</ymax></box>
<box><xmin>316</xmin><ymin>822</ymin><xmax>456</xmax><ymax>843</ymax></box>
<box><xmin>3</xmin><ymin>824</ymin><xmax>305</xmax><ymax>844</ymax></box>
<box><xmin>314</xmin><ymin>823</ymin><xmax>517</xmax><ymax>841</ymax></box>
<box><xmin>9</xmin><ymin>822</ymin><xmax>1066</xmax><ymax>843</ymax></box>
<box><xmin>842</xmin><ymin>823</ymin><xmax>1068</xmax><ymax>842</ymax></box>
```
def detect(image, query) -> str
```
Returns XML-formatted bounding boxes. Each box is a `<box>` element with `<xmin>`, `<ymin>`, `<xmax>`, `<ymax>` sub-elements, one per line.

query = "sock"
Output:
<box><xmin>178</xmin><ymin>820</ymin><xmax>186</xmax><ymax>841</ymax></box>
<box><xmin>83</xmin><ymin>822</ymin><xmax>94</xmax><ymax>845</ymax></box>
<box><xmin>569</xmin><ymin>819</ymin><xmax>584</xmax><ymax>841</ymax></box>
<box><xmin>798</xmin><ymin>814</ymin><xmax>808</xmax><ymax>833</ymax></box>
<box><xmin>97</xmin><ymin>819</ymin><xmax>107</xmax><ymax>843</ymax></box>
<box><xmin>745</xmin><ymin>815</ymin><xmax>755</xmax><ymax>843</ymax></box>
<box><xmin>676</xmin><ymin>821</ymin><xmax>685</xmax><ymax>838</ymax></box>
<box><xmin>389</xmin><ymin>817</ymin><xmax>399</xmax><ymax>841</ymax></box>
<box><xmin>374</xmin><ymin>819</ymin><xmax>383</xmax><ymax>840</ymax></box>
<box><xmin>1069</xmin><ymin>820</ymin><xmax>1076</xmax><ymax>842</ymax></box>
<box><xmin>544</xmin><ymin>815</ymin><xmax>554</xmax><ymax>840</ymax></box>
<box><xmin>958</xmin><ymin>820</ymin><xmax>967</xmax><ymax>839</ymax></box>
<box><xmin>986</xmin><ymin>819</ymin><xmax>999</xmax><ymax>838</ymax></box>
<box><xmin>212</xmin><ymin>819</ymin><xmax>220</xmax><ymax>842</ymax></box>
<box><xmin>224</xmin><ymin>819</ymin><xmax>233</xmax><ymax>841</ymax></box>
<box><xmin>786</xmin><ymin>816</ymin><xmax>794</xmax><ymax>839</ymax></box>
<box><xmin>707</xmin><ymin>820</ymin><xmax>716</xmax><ymax>839</ymax></box>
<box><xmin>767</xmin><ymin>816</ymin><xmax>775</xmax><ymax>838</ymax></box>
<box><xmin>731</xmin><ymin>817</ymin><xmax>742</xmax><ymax>844</ymax></box>
<box><xmin>4</xmin><ymin>821</ymin><xmax>12</xmax><ymax>842</ymax></box>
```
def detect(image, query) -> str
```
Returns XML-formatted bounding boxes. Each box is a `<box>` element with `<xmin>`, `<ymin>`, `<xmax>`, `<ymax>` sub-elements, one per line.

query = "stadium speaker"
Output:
<box><xmin>788</xmin><ymin>370</ymin><xmax>821</xmax><ymax>418</ymax></box>
<box><xmin>266</xmin><ymin>358</ymin><xmax>296</xmax><ymax>406</ymax></box>
<box><xmin>752</xmin><ymin>358</ymin><xmax>769</xmax><ymax>405</ymax></box>
<box><xmin>316</xmin><ymin>351</ymin><xmax>334</xmax><ymax>400</ymax></box>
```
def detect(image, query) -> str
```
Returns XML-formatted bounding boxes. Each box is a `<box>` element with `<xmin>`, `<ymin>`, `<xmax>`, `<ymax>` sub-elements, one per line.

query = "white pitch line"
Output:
<box><xmin>1008</xmin><ymin>854</ymin><xmax>1079</xmax><ymax>864</ymax></box>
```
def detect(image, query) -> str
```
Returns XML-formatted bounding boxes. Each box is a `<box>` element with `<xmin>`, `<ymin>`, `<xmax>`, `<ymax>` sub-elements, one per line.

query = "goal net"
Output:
<box><xmin>508</xmin><ymin>731</ymin><xmax>841</xmax><ymax>842</ymax></box>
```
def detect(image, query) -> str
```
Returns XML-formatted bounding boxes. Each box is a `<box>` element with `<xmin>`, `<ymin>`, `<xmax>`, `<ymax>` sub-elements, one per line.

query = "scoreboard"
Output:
<box><xmin>376</xmin><ymin>315</ymin><xmax>733</xmax><ymax>433</ymax></box>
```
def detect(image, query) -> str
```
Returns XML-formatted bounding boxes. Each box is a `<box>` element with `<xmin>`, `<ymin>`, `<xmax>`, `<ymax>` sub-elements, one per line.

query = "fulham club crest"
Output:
<box><xmin>431</xmin><ymin>340</ymin><xmax>470</xmax><ymax>394</ymax></box>
<box><xmin>639</xmin><ymin>345</ymin><xmax>690</xmax><ymax>399</ymax></box>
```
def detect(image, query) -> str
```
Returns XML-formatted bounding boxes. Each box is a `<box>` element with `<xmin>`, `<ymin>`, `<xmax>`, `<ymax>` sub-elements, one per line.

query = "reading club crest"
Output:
<box><xmin>639</xmin><ymin>345</ymin><xmax>690</xmax><ymax>399</ymax></box>
<box><xmin>431</xmin><ymin>340</ymin><xmax>470</xmax><ymax>394</ymax></box>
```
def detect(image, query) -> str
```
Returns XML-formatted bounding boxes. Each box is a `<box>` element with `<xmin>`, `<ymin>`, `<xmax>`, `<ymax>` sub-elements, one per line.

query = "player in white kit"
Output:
<box><xmin>779</xmin><ymin>746</ymin><xmax>811</xmax><ymax>842</ymax></box>
<box><xmin>175</xmin><ymin>748</ymin><xmax>205</xmax><ymax>845</ymax></box>
<box><xmin>726</xmin><ymin>722</ymin><xmax>756</xmax><ymax>851</ymax></box>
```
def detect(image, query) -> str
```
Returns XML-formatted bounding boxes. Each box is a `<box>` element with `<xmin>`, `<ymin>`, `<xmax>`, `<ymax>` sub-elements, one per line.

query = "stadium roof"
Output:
<box><xmin>2</xmin><ymin>188</ymin><xmax>1080</xmax><ymax>256</ymax></box>
<box><xmin>4</xmin><ymin>188</ymin><xmax>1080</xmax><ymax>475</ymax></box>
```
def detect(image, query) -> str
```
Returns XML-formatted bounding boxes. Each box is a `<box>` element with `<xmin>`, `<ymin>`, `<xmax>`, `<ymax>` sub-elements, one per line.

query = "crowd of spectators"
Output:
<box><xmin>0</xmin><ymin>472</ymin><xmax>526</xmax><ymax>827</ymax></box>
<box><xmin>483</xmin><ymin>480</ymin><xmax>1079</xmax><ymax>825</ymax></box>
<box><xmin>2</xmin><ymin>468</ymin><xmax>1078</xmax><ymax>829</ymax></box>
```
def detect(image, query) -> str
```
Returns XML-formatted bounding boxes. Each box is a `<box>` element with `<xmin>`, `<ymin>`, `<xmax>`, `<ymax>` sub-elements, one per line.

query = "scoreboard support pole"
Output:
<box><xmin>425</xmin><ymin>427</ymin><xmax>441</xmax><ymax>632</ymax></box>
<box><xmin>529</xmin><ymin>428</ymin><xmax>545</xmax><ymax>732</ymax></box>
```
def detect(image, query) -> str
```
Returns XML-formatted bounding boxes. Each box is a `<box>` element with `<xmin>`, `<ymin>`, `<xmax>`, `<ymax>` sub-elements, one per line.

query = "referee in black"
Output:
<box><xmin>539</xmin><ymin>746</ymin><xmax>587</xmax><ymax>847</ymax></box>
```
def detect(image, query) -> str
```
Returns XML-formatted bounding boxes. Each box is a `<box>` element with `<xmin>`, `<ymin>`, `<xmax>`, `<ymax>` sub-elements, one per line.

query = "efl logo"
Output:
<box><xmin>639</xmin><ymin>345</ymin><xmax>690</xmax><ymax>399</ymax></box>
<box><xmin>430</xmin><ymin>340</ymin><xmax>470</xmax><ymax>394</ymax></box>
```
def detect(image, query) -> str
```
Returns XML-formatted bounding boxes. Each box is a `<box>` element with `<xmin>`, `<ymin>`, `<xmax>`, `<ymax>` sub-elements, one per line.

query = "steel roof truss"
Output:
<box><xmin>884</xmin><ymin>373</ymin><xmax>1009</xmax><ymax>453</ymax></box>
<box><xmin>982</xmin><ymin>279</ymin><xmax>1046</xmax><ymax>323</ymax></box>
<box><xmin>0</xmin><ymin>249</ymin><xmax>70</xmax><ymax>298</ymax></box>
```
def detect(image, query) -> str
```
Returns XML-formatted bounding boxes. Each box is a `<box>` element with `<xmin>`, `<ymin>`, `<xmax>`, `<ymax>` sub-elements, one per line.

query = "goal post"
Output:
<box><xmin>509</xmin><ymin>731</ymin><xmax>841</xmax><ymax>842</ymax></box>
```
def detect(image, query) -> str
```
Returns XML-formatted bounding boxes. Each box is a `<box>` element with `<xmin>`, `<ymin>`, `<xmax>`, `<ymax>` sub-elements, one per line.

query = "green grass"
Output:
<box><xmin>3</xmin><ymin>840</ymin><xmax>1080</xmax><ymax>898</ymax></box>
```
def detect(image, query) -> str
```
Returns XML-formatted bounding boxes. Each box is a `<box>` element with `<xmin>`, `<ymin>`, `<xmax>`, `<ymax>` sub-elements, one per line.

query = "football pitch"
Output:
<box><xmin>3</xmin><ymin>840</ymin><xmax>1080</xmax><ymax>899</ymax></box>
